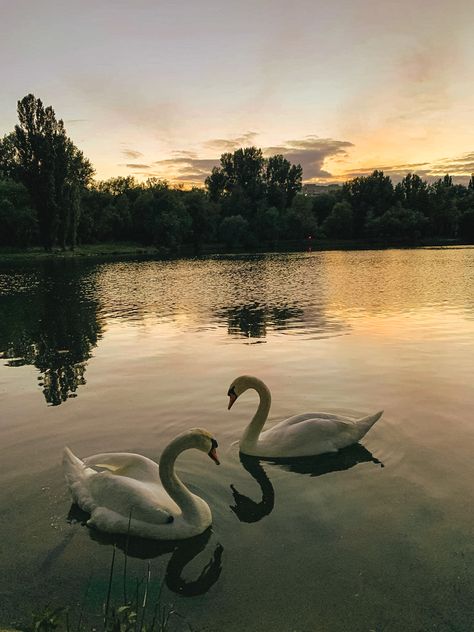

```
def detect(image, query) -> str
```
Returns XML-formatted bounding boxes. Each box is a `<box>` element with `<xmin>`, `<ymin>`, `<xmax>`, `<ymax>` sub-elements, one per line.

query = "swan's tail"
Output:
<box><xmin>62</xmin><ymin>447</ymin><xmax>94</xmax><ymax>512</ymax></box>
<box><xmin>356</xmin><ymin>410</ymin><xmax>384</xmax><ymax>438</ymax></box>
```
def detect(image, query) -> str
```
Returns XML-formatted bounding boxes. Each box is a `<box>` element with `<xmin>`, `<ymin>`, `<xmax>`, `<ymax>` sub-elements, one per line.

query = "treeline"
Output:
<box><xmin>1</xmin><ymin>94</ymin><xmax>474</xmax><ymax>251</ymax></box>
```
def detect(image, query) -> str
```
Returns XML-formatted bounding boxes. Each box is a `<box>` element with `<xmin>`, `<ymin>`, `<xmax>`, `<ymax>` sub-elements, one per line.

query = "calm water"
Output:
<box><xmin>0</xmin><ymin>248</ymin><xmax>473</xmax><ymax>631</ymax></box>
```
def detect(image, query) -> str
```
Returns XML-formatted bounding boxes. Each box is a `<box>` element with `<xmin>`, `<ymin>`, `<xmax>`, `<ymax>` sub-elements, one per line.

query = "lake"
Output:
<box><xmin>0</xmin><ymin>247</ymin><xmax>473</xmax><ymax>631</ymax></box>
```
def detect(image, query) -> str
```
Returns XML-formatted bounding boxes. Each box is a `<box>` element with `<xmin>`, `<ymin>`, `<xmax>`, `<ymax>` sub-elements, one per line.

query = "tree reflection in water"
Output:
<box><xmin>218</xmin><ymin>301</ymin><xmax>347</xmax><ymax>340</ymax></box>
<box><xmin>230</xmin><ymin>444</ymin><xmax>382</xmax><ymax>523</ymax></box>
<box><xmin>220</xmin><ymin>302</ymin><xmax>305</xmax><ymax>339</ymax></box>
<box><xmin>0</xmin><ymin>260</ymin><xmax>101</xmax><ymax>405</ymax></box>
<box><xmin>67</xmin><ymin>504</ymin><xmax>223</xmax><ymax>597</ymax></box>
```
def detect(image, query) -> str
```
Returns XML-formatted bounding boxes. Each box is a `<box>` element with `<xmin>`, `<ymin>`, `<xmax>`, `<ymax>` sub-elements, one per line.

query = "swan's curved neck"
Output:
<box><xmin>240</xmin><ymin>378</ymin><xmax>271</xmax><ymax>450</ymax></box>
<box><xmin>159</xmin><ymin>437</ymin><xmax>206</xmax><ymax>522</ymax></box>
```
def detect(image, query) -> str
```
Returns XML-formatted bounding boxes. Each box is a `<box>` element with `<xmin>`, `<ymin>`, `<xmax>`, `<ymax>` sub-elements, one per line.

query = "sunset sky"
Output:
<box><xmin>2</xmin><ymin>0</ymin><xmax>474</xmax><ymax>186</ymax></box>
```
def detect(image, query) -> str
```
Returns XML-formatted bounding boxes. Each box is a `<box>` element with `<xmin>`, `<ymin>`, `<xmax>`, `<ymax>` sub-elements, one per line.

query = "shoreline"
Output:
<box><xmin>0</xmin><ymin>238</ymin><xmax>470</xmax><ymax>263</ymax></box>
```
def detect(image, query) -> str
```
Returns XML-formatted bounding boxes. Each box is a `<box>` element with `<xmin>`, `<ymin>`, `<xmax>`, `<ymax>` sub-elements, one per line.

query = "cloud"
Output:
<box><xmin>152</xmin><ymin>156</ymin><xmax>221</xmax><ymax>184</ymax></box>
<box><xmin>136</xmin><ymin>134</ymin><xmax>355</xmax><ymax>185</ymax></box>
<box><xmin>204</xmin><ymin>132</ymin><xmax>259</xmax><ymax>152</ymax></box>
<box><xmin>122</xmin><ymin>148</ymin><xmax>144</xmax><ymax>160</ymax></box>
<box><xmin>340</xmin><ymin>152</ymin><xmax>474</xmax><ymax>185</ymax></box>
<box><xmin>264</xmin><ymin>136</ymin><xmax>354</xmax><ymax>180</ymax></box>
<box><xmin>431</xmin><ymin>152</ymin><xmax>474</xmax><ymax>174</ymax></box>
<box><xmin>124</xmin><ymin>163</ymin><xmax>150</xmax><ymax>169</ymax></box>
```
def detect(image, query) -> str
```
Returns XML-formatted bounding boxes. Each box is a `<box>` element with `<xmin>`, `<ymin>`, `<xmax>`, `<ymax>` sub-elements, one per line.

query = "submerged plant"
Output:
<box><xmin>25</xmin><ymin>544</ymin><xmax>198</xmax><ymax>632</ymax></box>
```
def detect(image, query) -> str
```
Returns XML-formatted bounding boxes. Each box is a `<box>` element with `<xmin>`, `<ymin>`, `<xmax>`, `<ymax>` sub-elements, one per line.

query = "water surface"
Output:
<box><xmin>0</xmin><ymin>248</ymin><xmax>473</xmax><ymax>631</ymax></box>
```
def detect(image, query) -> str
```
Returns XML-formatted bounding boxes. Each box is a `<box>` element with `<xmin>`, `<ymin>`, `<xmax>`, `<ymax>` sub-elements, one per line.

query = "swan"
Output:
<box><xmin>227</xmin><ymin>376</ymin><xmax>383</xmax><ymax>458</ymax></box>
<box><xmin>63</xmin><ymin>428</ymin><xmax>220</xmax><ymax>540</ymax></box>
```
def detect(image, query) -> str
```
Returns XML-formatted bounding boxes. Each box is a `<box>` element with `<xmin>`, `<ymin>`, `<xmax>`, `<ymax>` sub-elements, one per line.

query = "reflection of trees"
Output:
<box><xmin>67</xmin><ymin>505</ymin><xmax>223</xmax><ymax>597</ymax></box>
<box><xmin>0</xmin><ymin>260</ymin><xmax>101</xmax><ymax>405</ymax></box>
<box><xmin>230</xmin><ymin>444</ymin><xmax>382</xmax><ymax>524</ymax></box>
<box><xmin>219</xmin><ymin>302</ymin><xmax>305</xmax><ymax>339</ymax></box>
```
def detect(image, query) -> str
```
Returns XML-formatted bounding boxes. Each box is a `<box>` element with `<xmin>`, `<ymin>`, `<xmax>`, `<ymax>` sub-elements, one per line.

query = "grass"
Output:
<box><xmin>17</xmin><ymin>543</ymin><xmax>199</xmax><ymax>632</ymax></box>
<box><xmin>0</xmin><ymin>237</ymin><xmax>469</xmax><ymax>264</ymax></box>
<box><xmin>0</xmin><ymin>243</ymin><xmax>165</xmax><ymax>262</ymax></box>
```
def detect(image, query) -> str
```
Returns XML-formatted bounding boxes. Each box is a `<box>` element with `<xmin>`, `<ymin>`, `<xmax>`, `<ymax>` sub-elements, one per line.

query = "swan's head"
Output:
<box><xmin>227</xmin><ymin>375</ymin><xmax>262</xmax><ymax>409</ymax></box>
<box><xmin>189</xmin><ymin>428</ymin><xmax>220</xmax><ymax>465</ymax></box>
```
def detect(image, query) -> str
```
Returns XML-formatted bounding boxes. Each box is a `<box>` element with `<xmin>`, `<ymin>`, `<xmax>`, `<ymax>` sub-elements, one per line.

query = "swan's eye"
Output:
<box><xmin>227</xmin><ymin>386</ymin><xmax>236</xmax><ymax>397</ymax></box>
<box><xmin>211</xmin><ymin>438</ymin><xmax>218</xmax><ymax>449</ymax></box>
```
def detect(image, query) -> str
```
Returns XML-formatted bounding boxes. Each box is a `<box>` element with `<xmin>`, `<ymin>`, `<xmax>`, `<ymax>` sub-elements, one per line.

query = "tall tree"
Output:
<box><xmin>0</xmin><ymin>94</ymin><xmax>93</xmax><ymax>250</ymax></box>
<box><xmin>264</xmin><ymin>154</ymin><xmax>302</xmax><ymax>209</ymax></box>
<box><xmin>342</xmin><ymin>170</ymin><xmax>394</xmax><ymax>237</ymax></box>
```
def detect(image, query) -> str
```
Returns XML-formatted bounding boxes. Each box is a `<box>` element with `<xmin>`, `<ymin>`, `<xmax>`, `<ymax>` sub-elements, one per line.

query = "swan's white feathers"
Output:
<box><xmin>83</xmin><ymin>452</ymin><xmax>161</xmax><ymax>482</ymax></box>
<box><xmin>62</xmin><ymin>433</ymin><xmax>215</xmax><ymax>540</ymax></box>
<box><xmin>231</xmin><ymin>375</ymin><xmax>384</xmax><ymax>458</ymax></box>
<box><xmin>88</xmin><ymin>472</ymin><xmax>175</xmax><ymax>524</ymax></box>
<box><xmin>254</xmin><ymin>416</ymin><xmax>357</xmax><ymax>458</ymax></box>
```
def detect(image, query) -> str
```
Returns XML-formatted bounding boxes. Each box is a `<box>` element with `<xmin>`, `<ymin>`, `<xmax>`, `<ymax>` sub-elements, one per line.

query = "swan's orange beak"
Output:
<box><xmin>208</xmin><ymin>447</ymin><xmax>220</xmax><ymax>465</ymax></box>
<box><xmin>228</xmin><ymin>393</ymin><xmax>237</xmax><ymax>410</ymax></box>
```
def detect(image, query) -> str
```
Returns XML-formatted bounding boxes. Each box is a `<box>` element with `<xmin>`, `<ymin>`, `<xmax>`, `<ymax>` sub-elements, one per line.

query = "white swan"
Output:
<box><xmin>227</xmin><ymin>376</ymin><xmax>383</xmax><ymax>458</ymax></box>
<box><xmin>63</xmin><ymin>428</ymin><xmax>220</xmax><ymax>540</ymax></box>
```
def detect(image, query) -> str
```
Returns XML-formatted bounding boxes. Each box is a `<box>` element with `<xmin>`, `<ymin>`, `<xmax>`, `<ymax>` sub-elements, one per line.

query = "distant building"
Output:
<box><xmin>301</xmin><ymin>183</ymin><xmax>341</xmax><ymax>197</ymax></box>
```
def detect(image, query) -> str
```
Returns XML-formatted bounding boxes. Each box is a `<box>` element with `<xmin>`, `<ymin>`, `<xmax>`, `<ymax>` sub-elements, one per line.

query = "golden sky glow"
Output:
<box><xmin>1</xmin><ymin>0</ymin><xmax>474</xmax><ymax>186</ymax></box>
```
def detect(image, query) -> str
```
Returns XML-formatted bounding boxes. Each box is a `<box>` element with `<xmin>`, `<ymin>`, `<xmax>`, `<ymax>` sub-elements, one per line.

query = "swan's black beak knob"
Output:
<box><xmin>227</xmin><ymin>386</ymin><xmax>237</xmax><ymax>410</ymax></box>
<box><xmin>208</xmin><ymin>447</ymin><xmax>220</xmax><ymax>465</ymax></box>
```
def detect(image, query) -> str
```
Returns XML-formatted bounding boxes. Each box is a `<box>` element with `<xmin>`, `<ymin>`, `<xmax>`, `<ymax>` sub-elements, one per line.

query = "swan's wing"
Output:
<box><xmin>260</xmin><ymin>416</ymin><xmax>359</xmax><ymax>457</ymax></box>
<box><xmin>83</xmin><ymin>452</ymin><xmax>161</xmax><ymax>482</ymax></box>
<box><xmin>271</xmin><ymin>412</ymin><xmax>355</xmax><ymax>430</ymax></box>
<box><xmin>88</xmin><ymin>472</ymin><xmax>176</xmax><ymax>524</ymax></box>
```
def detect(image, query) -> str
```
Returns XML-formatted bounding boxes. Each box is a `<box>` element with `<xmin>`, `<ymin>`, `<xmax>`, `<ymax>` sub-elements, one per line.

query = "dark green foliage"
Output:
<box><xmin>265</xmin><ymin>154</ymin><xmax>303</xmax><ymax>209</ymax></box>
<box><xmin>342</xmin><ymin>170</ymin><xmax>394</xmax><ymax>237</ymax></box>
<box><xmin>1</xmin><ymin>94</ymin><xmax>472</xmax><ymax>251</ymax></box>
<box><xmin>394</xmin><ymin>173</ymin><xmax>430</xmax><ymax>216</ymax></box>
<box><xmin>427</xmin><ymin>175</ymin><xmax>460</xmax><ymax>237</ymax></box>
<box><xmin>312</xmin><ymin>192</ymin><xmax>338</xmax><ymax>225</ymax></box>
<box><xmin>219</xmin><ymin>214</ymin><xmax>250</xmax><ymax>249</ymax></box>
<box><xmin>205</xmin><ymin>147</ymin><xmax>303</xmax><ymax>221</ymax></box>
<box><xmin>284</xmin><ymin>195</ymin><xmax>317</xmax><ymax>239</ymax></box>
<box><xmin>0</xmin><ymin>178</ymin><xmax>37</xmax><ymax>246</ymax></box>
<box><xmin>138</xmin><ymin>179</ymin><xmax>191</xmax><ymax>248</ymax></box>
<box><xmin>458</xmin><ymin>209</ymin><xmax>474</xmax><ymax>243</ymax></box>
<box><xmin>0</xmin><ymin>94</ymin><xmax>93</xmax><ymax>250</ymax></box>
<box><xmin>321</xmin><ymin>201</ymin><xmax>354</xmax><ymax>239</ymax></box>
<box><xmin>365</xmin><ymin>203</ymin><xmax>428</xmax><ymax>243</ymax></box>
<box><xmin>183</xmin><ymin>187</ymin><xmax>219</xmax><ymax>253</ymax></box>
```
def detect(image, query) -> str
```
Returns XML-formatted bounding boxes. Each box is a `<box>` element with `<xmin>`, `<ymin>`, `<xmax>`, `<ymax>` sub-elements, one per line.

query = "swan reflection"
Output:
<box><xmin>230</xmin><ymin>444</ymin><xmax>382</xmax><ymax>523</ymax></box>
<box><xmin>67</xmin><ymin>504</ymin><xmax>223</xmax><ymax>597</ymax></box>
<box><xmin>269</xmin><ymin>442</ymin><xmax>383</xmax><ymax>476</ymax></box>
<box><xmin>230</xmin><ymin>454</ymin><xmax>275</xmax><ymax>523</ymax></box>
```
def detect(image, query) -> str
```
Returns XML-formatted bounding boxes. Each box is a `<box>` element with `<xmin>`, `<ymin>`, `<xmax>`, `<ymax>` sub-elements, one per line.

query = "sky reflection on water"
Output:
<box><xmin>0</xmin><ymin>248</ymin><xmax>474</xmax><ymax>631</ymax></box>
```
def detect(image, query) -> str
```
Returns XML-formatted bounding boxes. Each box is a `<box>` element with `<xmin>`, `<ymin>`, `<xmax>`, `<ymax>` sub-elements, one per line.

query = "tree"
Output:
<box><xmin>342</xmin><ymin>170</ymin><xmax>394</xmax><ymax>237</ymax></box>
<box><xmin>428</xmin><ymin>175</ymin><xmax>459</xmax><ymax>237</ymax></box>
<box><xmin>183</xmin><ymin>188</ymin><xmax>219</xmax><ymax>253</ymax></box>
<box><xmin>312</xmin><ymin>192</ymin><xmax>338</xmax><ymax>226</ymax></box>
<box><xmin>205</xmin><ymin>166</ymin><xmax>227</xmax><ymax>202</ymax></box>
<box><xmin>365</xmin><ymin>203</ymin><xmax>428</xmax><ymax>243</ymax></box>
<box><xmin>394</xmin><ymin>173</ymin><xmax>430</xmax><ymax>217</ymax></box>
<box><xmin>0</xmin><ymin>179</ymin><xmax>37</xmax><ymax>246</ymax></box>
<box><xmin>264</xmin><ymin>155</ymin><xmax>303</xmax><ymax>209</ymax></box>
<box><xmin>0</xmin><ymin>94</ymin><xmax>93</xmax><ymax>250</ymax></box>
<box><xmin>458</xmin><ymin>209</ymin><xmax>474</xmax><ymax>243</ymax></box>
<box><xmin>219</xmin><ymin>215</ymin><xmax>250</xmax><ymax>249</ymax></box>
<box><xmin>321</xmin><ymin>201</ymin><xmax>354</xmax><ymax>239</ymax></box>
<box><xmin>284</xmin><ymin>195</ymin><xmax>317</xmax><ymax>239</ymax></box>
